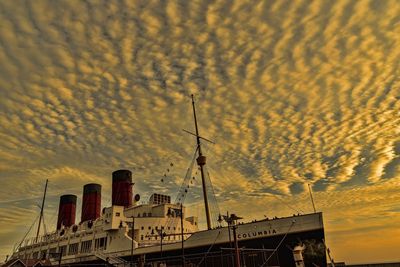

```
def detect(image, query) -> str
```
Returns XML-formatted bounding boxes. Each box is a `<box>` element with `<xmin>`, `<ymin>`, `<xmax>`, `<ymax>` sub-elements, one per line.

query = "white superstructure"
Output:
<box><xmin>11</xmin><ymin>194</ymin><xmax>198</xmax><ymax>265</ymax></box>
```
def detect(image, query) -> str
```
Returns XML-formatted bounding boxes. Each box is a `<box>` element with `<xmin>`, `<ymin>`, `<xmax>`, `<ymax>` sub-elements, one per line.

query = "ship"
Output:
<box><xmin>4</xmin><ymin>96</ymin><xmax>327</xmax><ymax>267</ymax></box>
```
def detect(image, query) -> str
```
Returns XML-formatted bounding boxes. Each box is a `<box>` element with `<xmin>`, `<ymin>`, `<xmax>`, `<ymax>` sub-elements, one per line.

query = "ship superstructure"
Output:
<box><xmin>10</xmin><ymin>169</ymin><xmax>198</xmax><ymax>265</ymax></box>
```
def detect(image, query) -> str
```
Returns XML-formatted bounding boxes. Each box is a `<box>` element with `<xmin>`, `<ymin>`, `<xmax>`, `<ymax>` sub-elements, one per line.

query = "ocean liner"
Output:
<box><xmin>5</xmin><ymin>96</ymin><xmax>327</xmax><ymax>267</ymax></box>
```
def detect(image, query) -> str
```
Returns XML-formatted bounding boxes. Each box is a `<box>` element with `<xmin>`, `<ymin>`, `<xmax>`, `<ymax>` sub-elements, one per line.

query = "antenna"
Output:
<box><xmin>191</xmin><ymin>94</ymin><xmax>212</xmax><ymax>230</ymax></box>
<box><xmin>308</xmin><ymin>183</ymin><xmax>316</xmax><ymax>213</ymax></box>
<box><xmin>35</xmin><ymin>179</ymin><xmax>48</xmax><ymax>242</ymax></box>
<box><xmin>182</xmin><ymin>129</ymin><xmax>215</xmax><ymax>144</ymax></box>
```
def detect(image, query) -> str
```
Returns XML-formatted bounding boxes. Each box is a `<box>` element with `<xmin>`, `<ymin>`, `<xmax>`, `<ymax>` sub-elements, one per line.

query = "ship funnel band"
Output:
<box><xmin>83</xmin><ymin>183</ymin><xmax>102</xmax><ymax>194</ymax></box>
<box><xmin>112</xmin><ymin>169</ymin><xmax>132</xmax><ymax>182</ymax></box>
<box><xmin>60</xmin><ymin>194</ymin><xmax>77</xmax><ymax>204</ymax></box>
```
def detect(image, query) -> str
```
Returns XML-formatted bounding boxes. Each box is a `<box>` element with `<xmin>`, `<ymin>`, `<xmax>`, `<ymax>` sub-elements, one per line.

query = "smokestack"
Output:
<box><xmin>81</xmin><ymin>183</ymin><xmax>101</xmax><ymax>222</ymax></box>
<box><xmin>112</xmin><ymin>169</ymin><xmax>132</xmax><ymax>207</ymax></box>
<box><xmin>57</xmin><ymin>194</ymin><xmax>77</xmax><ymax>230</ymax></box>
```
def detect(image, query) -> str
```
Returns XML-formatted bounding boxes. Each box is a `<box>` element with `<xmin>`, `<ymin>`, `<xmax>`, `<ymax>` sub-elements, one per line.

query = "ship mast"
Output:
<box><xmin>35</xmin><ymin>179</ymin><xmax>48</xmax><ymax>242</ymax></box>
<box><xmin>191</xmin><ymin>94</ymin><xmax>212</xmax><ymax>230</ymax></box>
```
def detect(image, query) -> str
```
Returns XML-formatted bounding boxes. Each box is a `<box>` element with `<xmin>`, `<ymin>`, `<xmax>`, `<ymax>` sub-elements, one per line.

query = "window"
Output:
<box><xmin>155</xmin><ymin>226</ymin><xmax>158</xmax><ymax>230</ymax></box>
<box><xmin>143</xmin><ymin>212</ymin><xmax>147</xmax><ymax>217</ymax></box>
<box><xmin>141</xmin><ymin>226</ymin><xmax>144</xmax><ymax>230</ymax></box>
<box><xmin>141</xmin><ymin>235</ymin><xmax>144</xmax><ymax>241</ymax></box>
<box><xmin>68</xmin><ymin>243</ymin><xmax>79</xmax><ymax>255</ymax></box>
<box><xmin>95</xmin><ymin>237</ymin><xmax>107</xmax><ymax>250</ymax></box>
<box><xmin>115</xmin><ymin>212</ymin><xmax>120</xmax><ymax>217</ymax></box>
<box><xmin>49</xmin><ymin>247</ymin><xmax>56</xmax><ymax>255</ymax></box>
<box><xmin>81</xmin><ymin>240</ymin><xmax>92</xmax><ymax>253</ymax></box>
<box><xmin>59</xmin><ymin>245</ymin><xmax>67</xmax><ymax>256</ymax></box>
<box><xmin>148</xmin><ymin>226</ymin><xmax>151</xmax><ymax>230</ymax></box>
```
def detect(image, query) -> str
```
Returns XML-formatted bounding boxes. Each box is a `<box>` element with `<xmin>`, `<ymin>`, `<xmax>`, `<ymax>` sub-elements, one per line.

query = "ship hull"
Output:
<box><xmin>130</xmin><ymin>228</ymin><xmax>326</xmax><ymax>267</ymax></box>
<box><xmin>62</xmin><ymin>228</ymin><xmax>326</xmax><ymax>267</ymax></box>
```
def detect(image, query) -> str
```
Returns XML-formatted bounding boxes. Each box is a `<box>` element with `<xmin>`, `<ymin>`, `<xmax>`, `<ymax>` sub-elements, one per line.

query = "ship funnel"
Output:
<box><xmin>81</xmin><ymin>183</ymin><xmax>101</xmax><ymax>222</ymax></box>
<box><xmin>57</xmin><ymin>194</ymin><xmax>77</xmax><ymax>230</ymax></box>
<box><xmin>112</xmin><ymin>169</ymin><xmax>133</xmax><ymax>207</ymax></box>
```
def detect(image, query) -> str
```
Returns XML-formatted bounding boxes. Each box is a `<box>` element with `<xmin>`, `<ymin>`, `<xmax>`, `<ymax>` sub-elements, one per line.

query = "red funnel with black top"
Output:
<box><xmin>112</xmin><ymin>169</ymin><xmax>132</xmax><ymax>207</ymax></box>
<box><xmin>81</xmin><ymin>183</ymin><xmax>101</xmax><ymax>222</ymax></box>
<box><xmin>57</xmin><ymin>194</ymin><xmax>77</xmax><ymax>230</ymax></box>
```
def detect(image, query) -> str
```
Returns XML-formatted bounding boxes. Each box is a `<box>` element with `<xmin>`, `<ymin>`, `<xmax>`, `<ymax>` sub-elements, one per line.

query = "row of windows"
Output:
<box><xmin>137</xmin><ymin>212</ymin><xmax>152</xmax><ymax>217</ymax></box>
<box><xmin>135</xmin><ymin>211</ymin><xmax>180</xmax><ymax>218</ymax></box>
<box><xmin>21</xmin><ymin>238</ymin><xmax>107</xmax><ymax>259</ymax></box>
<box><xmin>150</xmin><ymin>194</ymin><xmax>171</xmax><ymax>204</ymax></box>
<box><xmin>140</xmin><ymin>235</ymin><xmax>182</xmax><ymax>241</ymax></box>
<box><xmin>140</xmin><ymin>226</ymin><xmax>177</xmax><ymax>231</ymax></box>
<box><xmin>70</xmin><ymin>237</ymin><xmax>107</xmax><ymax>255</ymax></box>
<box><xmin>22</xmin><ymin>247</ymin><xmax>61</xmax><ymax>259</ymax></box>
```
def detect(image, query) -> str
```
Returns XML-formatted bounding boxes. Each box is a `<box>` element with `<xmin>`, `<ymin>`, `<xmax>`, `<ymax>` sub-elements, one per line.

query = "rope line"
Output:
<box><xmin>260</xmin><ymin>220</ymin><xmax>296</xmax><ymax>267</ymax></box>
<box><xmin>196</xmin><ymin>230</ymin><xmax>222</xmax><ymax>267</ymax></box>
<box><xmin>16</xmin><ymin>214</ymin><xmax>40</xmax><ymax>251</ymax></box>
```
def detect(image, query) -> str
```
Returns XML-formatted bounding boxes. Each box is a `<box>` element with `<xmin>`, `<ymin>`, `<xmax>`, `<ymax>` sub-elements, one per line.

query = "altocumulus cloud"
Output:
<box><xmin>0</xmin><ymin>0</ymin><xmax>399</xmax><ymax>263</ymax></box>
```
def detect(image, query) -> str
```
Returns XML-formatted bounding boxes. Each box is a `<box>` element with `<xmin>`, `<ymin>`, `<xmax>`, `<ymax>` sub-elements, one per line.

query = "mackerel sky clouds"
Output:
<box><xmin>0</xmin><ymin>0</ymin><xmax>399</xmax><ymax>263</ymax></box>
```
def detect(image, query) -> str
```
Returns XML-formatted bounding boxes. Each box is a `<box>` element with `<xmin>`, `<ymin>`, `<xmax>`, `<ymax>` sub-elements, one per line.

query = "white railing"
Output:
<box><xmin>94</xmin><ymin>251</ymin><xmax>129</xmax><ymax>266</ymax></box>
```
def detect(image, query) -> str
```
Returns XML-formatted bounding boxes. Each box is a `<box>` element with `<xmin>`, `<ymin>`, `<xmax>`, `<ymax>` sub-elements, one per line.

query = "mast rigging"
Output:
<box><xmin>35</xmin><ymin>179</ymin><xmax>48</xmax><ymax>242</ymax></box>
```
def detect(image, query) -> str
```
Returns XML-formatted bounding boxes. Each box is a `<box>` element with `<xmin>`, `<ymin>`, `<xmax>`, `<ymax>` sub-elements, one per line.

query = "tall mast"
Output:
<box><xmin>191</xmin><ymin>94</ymin><xmax>212</xmax><ymax>230</ymax></box>
<box><xmin>35</xmin><ymin>179</ymin><xmax>48</xmax><ymax>242</ymax></box>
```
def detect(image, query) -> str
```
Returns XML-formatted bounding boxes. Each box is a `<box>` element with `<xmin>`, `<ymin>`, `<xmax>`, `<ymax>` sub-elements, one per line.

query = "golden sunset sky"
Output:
<box><xmin>0</xmin><ymin>0</ymin><xmax>399</xmax><ymax>264</ymax></box>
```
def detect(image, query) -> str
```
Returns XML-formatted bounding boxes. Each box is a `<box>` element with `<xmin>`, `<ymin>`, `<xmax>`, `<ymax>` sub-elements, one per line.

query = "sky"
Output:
<box><xmin>0</xmin><ymin>0</ymin><xmax>399</xmax><ymax>264</ymax></box>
